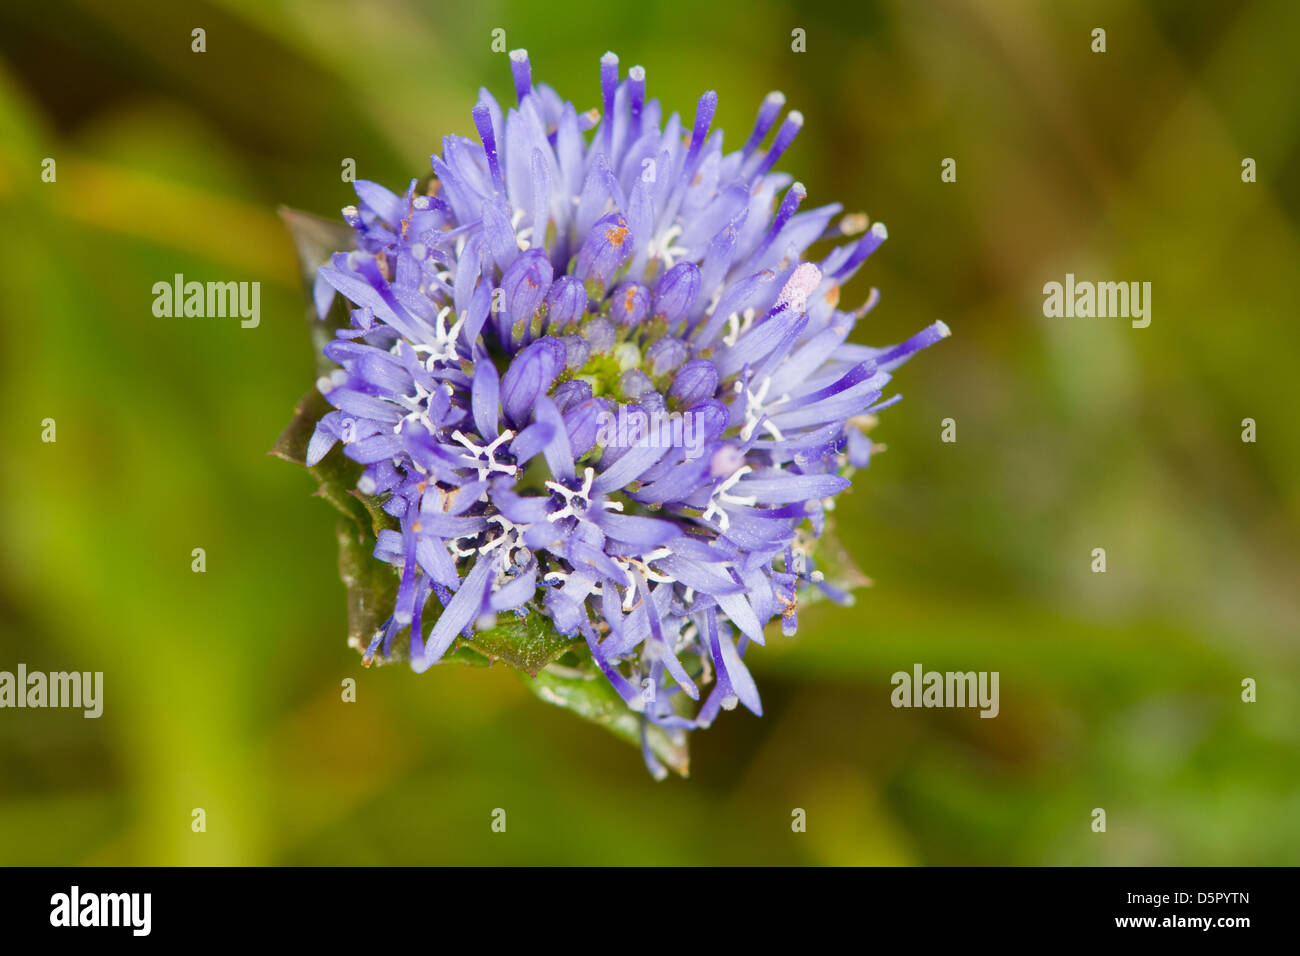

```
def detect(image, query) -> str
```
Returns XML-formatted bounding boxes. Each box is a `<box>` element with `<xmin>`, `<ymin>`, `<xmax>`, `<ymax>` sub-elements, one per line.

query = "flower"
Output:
<box><xmin>302</xmin><ymin>50</ymin><xmax>948</xmax><ymax>777</ymax></box>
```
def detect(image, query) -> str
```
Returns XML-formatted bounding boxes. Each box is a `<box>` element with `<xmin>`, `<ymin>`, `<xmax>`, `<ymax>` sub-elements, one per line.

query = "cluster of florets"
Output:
<box><xmin>305</xmin><ymin>50</ymin><xmax>947</xmax><ymax>775</ymax></box>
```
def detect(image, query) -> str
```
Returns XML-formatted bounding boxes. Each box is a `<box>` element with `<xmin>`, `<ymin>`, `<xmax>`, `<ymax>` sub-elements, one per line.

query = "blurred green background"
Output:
<box><xmin>1</xmin><ymin>0</ymin><xmax>1297</xmax><ymax>865</ymax></box>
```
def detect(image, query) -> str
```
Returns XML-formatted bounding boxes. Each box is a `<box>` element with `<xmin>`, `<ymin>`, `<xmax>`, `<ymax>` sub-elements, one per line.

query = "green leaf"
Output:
<box><xmin>336</xmin><ymin>517</ymin><xmax>401</xmax><ymax>663</ymax></box>
<box><xmin>272</xmin><ymin>389</ymin><xmax>402</xmax><ymax>666</ymax></box>
<box><xmin>273</xmin><ymin>207</ymin><xmax>406</xmax><ymax>663</ymax></box>
<box><xmin>453</xmin><ymin>612</ymin><xmax>580</xmax><ymax>678</ymax></box>
<box><xmin>522</xmin><ymin>653</ymin><xmax>691</xmax><ymax>779</ymax></box>
<box><xmin>277</xmin><ymin>205</ymin><xmax>356</xmax><ymax>378</ymax></box>
<box><xmin>269</xmin><ymin>387</ymin><xmax>392</xmax><ymax>539</ymax></box>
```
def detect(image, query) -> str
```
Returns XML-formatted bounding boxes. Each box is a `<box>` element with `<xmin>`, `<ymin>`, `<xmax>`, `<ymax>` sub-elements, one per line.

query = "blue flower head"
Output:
<box><xmin>301</xmin><ymin>50</ymin><xmax>947</xmax><ymax>776</ymax></box>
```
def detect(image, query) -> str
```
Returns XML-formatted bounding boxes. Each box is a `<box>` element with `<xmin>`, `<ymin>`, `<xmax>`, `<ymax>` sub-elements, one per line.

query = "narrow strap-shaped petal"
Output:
<box><xmin>415</xmin><ymin>556</ymin><xmax>495</xmax><ymax>672</ymax></box>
